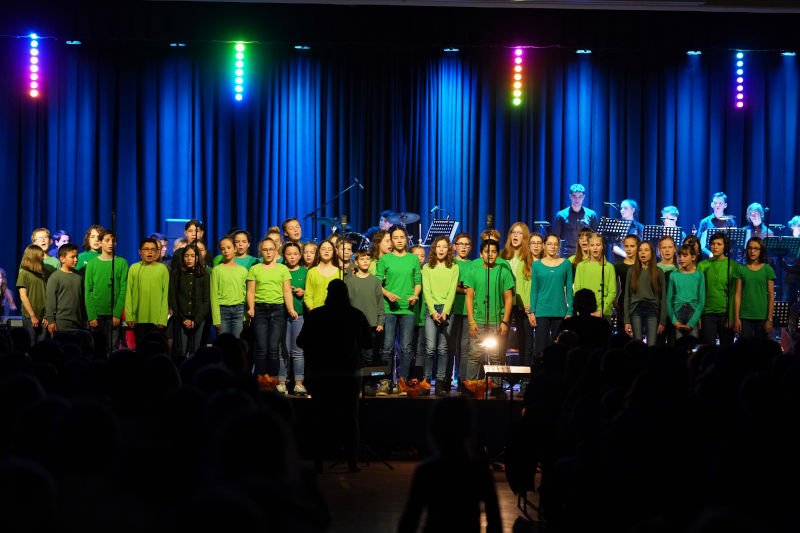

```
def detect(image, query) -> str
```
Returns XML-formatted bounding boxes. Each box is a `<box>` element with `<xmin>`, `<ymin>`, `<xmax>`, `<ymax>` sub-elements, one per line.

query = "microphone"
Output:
<box><xmin>764</xmin><ymin>207</ymin><xmax>770</xmax><ymax>213</ymax></box>
<box><xmin>341</xmin><ymin>214</ymin><xmax>348</xmax><ymax>226</ymax></box>
<box><xmin>430</xmin><ymin>205</ymin><xmax>440</xmax><ymax>213</ymax></box>
<box><xmin>486</xmin><ymin>214</ymin><xmax>494</xmax><ymax>230</ymax></box>
<box><xmin>353</xmin><ymin>178</ymin><xmax>364</xmax><ymax>190</ymax></box>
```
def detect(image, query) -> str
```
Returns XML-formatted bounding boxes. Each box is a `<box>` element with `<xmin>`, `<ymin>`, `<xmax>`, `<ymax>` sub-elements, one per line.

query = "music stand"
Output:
<box><xmin>533</xmin><ymin>220</ymin><xmax>551</xmax><ymax>236</ymax></box>
<box><xmin>642</xmin><ymin>225</ymin><xmax>683</xmax><ymax>244</ymax></box>
<box><xmin>765</xmin><ymin>237</ymin><xmax>800</xmax><ymax>259</ymax></box>
<box><xmin>422</xmin><ymin>219</ymin><xmax>460</xmax><ymax>246</ymax></box>
<box><xmin>774</xmin><ymin>302</ymin><xmax>791</xmax><ymax>328</ymax></box>
<box><xmin>597</xmin><ymin>217</ymin><xmax>632</xmax><ymax>241</ymax></box>
<box><xmin>704</xmin><ymin>228</ymin><xmax>747</xmax><ymax>250</ymax></box>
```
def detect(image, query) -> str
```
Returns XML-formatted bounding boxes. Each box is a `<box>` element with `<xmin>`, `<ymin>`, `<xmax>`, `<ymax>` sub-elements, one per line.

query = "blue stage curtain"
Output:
<box><xmin>1</xmin><ymin>42</ymin><xmax>799</xmax><ymax>281</ymax></box>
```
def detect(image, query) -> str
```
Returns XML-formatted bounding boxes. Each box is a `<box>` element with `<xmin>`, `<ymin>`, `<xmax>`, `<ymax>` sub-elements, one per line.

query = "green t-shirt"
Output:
<box><xmin>210</xmin><ymin>263</ymin><xmax>248</xmax><ymax>325</ymax></box>
<box><xmin>421</xmin><ymin>263</ymin><xmax>460</xmax><ymax>316</ymax></box>
<box><xmin>698</xmin><ymin>257</ymin><xmax>740</xmax><ymax>315</ymax></box>
<box><xmin>76</xmin><ymin>250</ymin><xmax>100</xmax><ymax>271</ymax></box>
<box><xmin>246</xmin><ymin>263</ymin><xmax>291</xmax><ymax>304</ymax></box>
<box><xmin>213</xmin><ymin>254</ymin><xmax>259</xmax><ymax>270</ymax></box>
<box><xmin>125</xmin><ymin>262</ymin><xmax>170</xmax><ymax>326</ymax></box>
<box><xmin>375</xmin><ymin>253</ymin><xmax>422</xmax><ymax>315</ymax></box>
<box><xmin>738</xmin><ymin>264</ymin><xmax>775</xmax><ymax>320</ymax></box>
<box><xmin>16</xmin><ymin>268</ymin><xmax>47</xmax><ymax>319</ymax></box>
<box><xmin>452</xmin><ymin>257</ymin><xmax>472</xmax><ymax>316</ymax></box>
<box><xmin>530</xmin><ymin>259</ymin><xmax>574</xmax><ymax>317</ymax></box>
<box><xmin>667</xmin><ymin>270</ymin><xmax>705</xmax><ymax>328</ymax></box>
<box><xmin>464</xmin><ymin>261</ymin><xmax>515</xmax><ymax>325</ymax></box>
<box><xmin>288</xmin><ymin>266</ymin><xmax>308</xmax><ymax>315</ymax></box>
<box><xmin>574</xmin><ymin>260</ymin><xmax>617</xmax><ymax>317</ymax></box>
<box><xmin>84</xmin><ymin>256</ymin><xmax>129</xmax><ymax>319</ymax></box>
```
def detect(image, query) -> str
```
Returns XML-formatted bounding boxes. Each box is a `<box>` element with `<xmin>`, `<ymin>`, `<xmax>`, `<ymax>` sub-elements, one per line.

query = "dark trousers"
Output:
<box><xmin>701</xmin><ymin>313</ymin><xmax>734</xmax><ymax>346</ymax></box>
<box><xmin>312</xmin><ymin>377</ymin><xmax>361</xmax><ymax>466</ymax></box>
<box><xmin>252</xmin><ymin>303</ymin><xmax>287</xmax><ymax>376</ymax></box>
<box><xmin>93</xmin><ymin>315</ymin><xmax>121</xmax><ymax>355</ymax></box>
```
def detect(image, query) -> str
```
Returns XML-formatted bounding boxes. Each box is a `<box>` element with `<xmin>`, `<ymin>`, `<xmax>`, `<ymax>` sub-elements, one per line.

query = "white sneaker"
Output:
<box><xmin>294</xmin><ymin>383</ymin><xmax>308</xmax><ymax>396</ymax></box>
<box><xmin>376</xmin><ymin>379</ymin><xmax>391</xmax><ymax>396</ymax></box>
<box><xmin>276</xmin><ymin>383</ymin><xmax>288</xmax><ymax>395</ymax></box>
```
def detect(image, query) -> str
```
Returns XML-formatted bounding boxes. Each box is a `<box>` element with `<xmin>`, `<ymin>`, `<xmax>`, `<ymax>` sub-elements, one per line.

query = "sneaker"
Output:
<box><xmin>376</xmin><ymin>379</ymin><xmax>391</xmax><ymax>396</ymax></box>
<box><xmin>294</xmin><ymin>383</ymin><xmax>308</xmax><ymax>397</ymax></box>
<box><xmin>276</xmin><ymin>383</ymin><xmax>288</xmax><ymax>395</ymax></box>
<box><xmin>398</xmin><ymin>390</ymin><xmax>408</xmax><ymax>397</ymax></box>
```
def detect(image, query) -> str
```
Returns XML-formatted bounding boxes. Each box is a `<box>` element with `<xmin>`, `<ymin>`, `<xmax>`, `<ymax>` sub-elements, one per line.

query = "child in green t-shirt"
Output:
<box><xmin>734</xmin><ymin>237</ymin><xmax>775</xmax><ymax>340</ymax></box>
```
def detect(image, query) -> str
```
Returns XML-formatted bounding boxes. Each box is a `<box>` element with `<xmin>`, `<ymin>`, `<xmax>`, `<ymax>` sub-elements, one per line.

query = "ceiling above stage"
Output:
<box><xmin>157</xmin><ymin>0</ymin><xmax>800</xmax><ymax>14</ymax></box>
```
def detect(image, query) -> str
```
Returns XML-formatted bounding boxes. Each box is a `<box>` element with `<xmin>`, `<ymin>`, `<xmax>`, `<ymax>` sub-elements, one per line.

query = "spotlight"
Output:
<box><xmin>443</xmin><ymin>47</ymin><xmax>459</xmax><ymax>53</ymax></box>
<box><xmin>576</xmin><ymin>49</ymin><xmax>592</xmax><ymax>54</ymax></box>
<box><xmin>782</xmin><ymin>51</ymin><xmax>797</xmax><ymax>56</ymax></box>
<box><xmin>686</xmin><ymin>50</ymin><xmax>702</xmax><ymax>56</ymax></box>
<box><xmin>294</xmin><ymin>45</ymin><xmax>311</xmax><ymax>50</ymax></box>
<box><xmin>735</xmin><ymin>51</ymin><xmax>745</xmax><ymax>109</ymax></box>
<box><xmin>234</xmin><ymin>42</ymin><xmax>245</xmax><ymax>102</ymax></box>
<box><xmin>169</xmin><ymin>43</ymin><xmax>187</xmax><ymax>47</ymax></box>
<box><xmin>65</xmin><ymin>40</ymin><xmax>82</xmax><ymax>45</ymax></box>
<box><xmin>480</xmin><ymin>336</ymin><xmax>498</xmax><ymax>349</ymax></box>
<box><xmin>511</xmin><ymin>47</ymin><xmax>523</xmax><ymax>107</ymax></box>
<box><xmin>29</xmin><ymin>33</ymin><xmax>40</xmax><ymax>98</ymax></box>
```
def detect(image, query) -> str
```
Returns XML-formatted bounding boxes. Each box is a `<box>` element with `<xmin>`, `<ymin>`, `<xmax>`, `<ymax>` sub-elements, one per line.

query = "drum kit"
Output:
<box><xmin>319</xmin><ymin>210</ymin><xmax>421</xmax><ymax>249</ymax></box>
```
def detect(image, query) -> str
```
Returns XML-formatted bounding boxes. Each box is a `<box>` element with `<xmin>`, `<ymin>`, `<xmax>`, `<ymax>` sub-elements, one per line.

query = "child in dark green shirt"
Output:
<box><xmin>85</xmin><ymin>230</ymin><xmax>128</xmax><ymax>353</ymax></box>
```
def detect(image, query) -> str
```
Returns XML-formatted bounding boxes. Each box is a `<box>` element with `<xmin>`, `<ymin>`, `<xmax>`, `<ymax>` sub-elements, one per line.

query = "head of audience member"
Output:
<box><xmin>148</xmin><ymin>233</ymin><xmax>168</xmax><ymax>259</ymax></box>
<box><xmin>661</xmin><ymin>206</ymin><xmax>679</xmax><ymax>227</ymax></box>
<box><xmin>282</xmin><ymin>218</ymin><xmax>302</xmax><ymax>244</ymax></box>
<box><xmin>789</xmin><ymin>216</ymin><xmax>800</xmax><ymax>238</ymax></box>
<box><xmin>746</xmin><ymin>203</ymin><xmax>765</xmax><ymax>228</ymax></box>
<box><xmin>185</xmin><ymin>219</ymin><xmax>204</xmax><ymax>244</ymax></box>
<box><xmin>82</xmin><ymin>225</ymin><xmax>105</xmax><ymax>252</ymax></box>
<box><xmin>30</xmin><ymin>228</ymin><xmax>52</xmax><ymax>253</ymax></box>
<box><xmin>710</xmin><ymin>192</ymin><xmax>728</xmax><ymax>218</ymax></box>
<box><xmin>572</xmin><ymin>288</ymin><xmax>597</xmax><ymax>317</ymax></box>
<box><xmin>325</xmin><ymin>279</ymin><xmax>350</xmax><ymax>307</ymax></box>
<box><xmin>620</xmin><ymin>199</ymin><xmax>638</xmax><ymax>221</ymax></box>
<box><xmin>569</xmin><ymin>183</ymin><xmax>587</xmax><ymax>212</ymax></box>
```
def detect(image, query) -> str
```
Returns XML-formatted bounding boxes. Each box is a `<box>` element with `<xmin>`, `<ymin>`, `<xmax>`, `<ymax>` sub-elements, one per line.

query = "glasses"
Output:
<box><xmin>454</xmin><ymin>242</ymin><xmax>471</xmax><ymax>247</ymax></box>
<box><xmin>746</xmin><ymin>246</ymin><xmax>762</xmax><ymax>251</ymax></box>
<box><xmin>510</xmin><ymin>231</ymin><xmax>524</xmax><ymax>236</ymax></box>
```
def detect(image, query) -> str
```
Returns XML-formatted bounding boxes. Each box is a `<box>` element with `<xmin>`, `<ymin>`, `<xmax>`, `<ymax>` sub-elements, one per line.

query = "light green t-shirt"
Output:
<box><xmin>247</xmin><ymin>263</ymin><xmax>291</xmax><ymax>304</ymax></box>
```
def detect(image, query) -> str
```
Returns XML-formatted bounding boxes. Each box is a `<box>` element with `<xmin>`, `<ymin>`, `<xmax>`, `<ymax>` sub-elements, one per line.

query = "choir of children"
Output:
<box><xmin>9</xmin><ymin>215</ymin><xmax>789</xmax><ymax>398</ymax></box>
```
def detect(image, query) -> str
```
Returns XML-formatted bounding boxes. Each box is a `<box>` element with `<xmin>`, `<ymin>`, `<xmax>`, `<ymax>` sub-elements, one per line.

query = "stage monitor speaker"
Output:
<box><xmin>165</xmin><ymin>218</ymin><xmax>191</xmax><ymax>247</ymax></box>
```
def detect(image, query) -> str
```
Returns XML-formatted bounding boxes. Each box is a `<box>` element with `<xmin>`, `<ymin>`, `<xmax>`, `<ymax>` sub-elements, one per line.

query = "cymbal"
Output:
<box><xmin>318</xmin><ymin>216</ymin><xmax>351</xmax><ymax>229</ymax></box>
<box><xmin>386</xmin><ymin>212</ymin><xmax>420</xmax><ymax>225</ymax></box>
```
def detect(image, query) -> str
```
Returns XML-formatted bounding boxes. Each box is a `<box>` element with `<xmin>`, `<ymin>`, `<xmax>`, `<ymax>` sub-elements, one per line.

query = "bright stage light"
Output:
<box><xmin>576</xmin><ymin>49</ymin><xmax>592</xmax><ymax>54</ymax></box>
<box><xmin>234</xmin><ymin>42</ymin><xmax>245</xmax><ymax>102</ymax></box>
<box><xmin>782</xmin><ymin>51</ymin><xmax>797</xmax><ymax>56</ymax></box>
<box><xmin>480</xmin><ymin>336</ymin><xmax>498</xmax><ymax>349</ymax></box>
<box><xmin>29</xmin><ymin>33</ymin><xmax>40</xmax><ymax>98</ymax></box>
<box><xmin>295</xmin><ymin>45</ymin><xmax>311</xmax><ymax>50</ymax></box>
<box><xmin>735</xmin><ymin>51</ymin><xmax>744</xmax><ymax>109</ymax></box>
<box><xmin>511</xmin><ymin>47</ymin><xmax>523</xmax><ymax>106</ymax></box>
<box><xmin>687</xmin><ymin>50</ymin><xmax>702</xmax><ymax>56</ymax></box>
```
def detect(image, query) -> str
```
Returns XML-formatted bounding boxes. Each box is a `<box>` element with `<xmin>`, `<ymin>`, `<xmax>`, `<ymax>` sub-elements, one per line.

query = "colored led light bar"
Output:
<box><xmin>512</xmin><ymin>47</ymin><xmax>523</xmax><ymax>107</ymax></box>
<box><xmin>234</xmin><ymin>42</ymin><xmax>245</xmax><ymax>102</ymax></box>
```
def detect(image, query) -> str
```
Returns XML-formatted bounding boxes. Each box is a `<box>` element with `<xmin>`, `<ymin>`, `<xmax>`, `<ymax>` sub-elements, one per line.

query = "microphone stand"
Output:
<box><xmin>109</xmin><ymin>210</ymin><xmax>117</xmax><ymax>356</ymax></box>
<box><xmin>302</xmin><ymin>179</ymin><xmax>362</xmax><ymax>241</ymax></box>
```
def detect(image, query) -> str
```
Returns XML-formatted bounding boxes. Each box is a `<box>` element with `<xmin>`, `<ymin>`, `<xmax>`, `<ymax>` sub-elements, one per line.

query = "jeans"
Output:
<box><xmin>533</xmin><ymin>317</ymin><xmax>563</xmax><ymax>358</ymax></box>
<box><xmin>424</xmin><ymin>305</ymin><xmax>449</xmax><ymax>382</ymax></box>
<box><xmin>740</xmin><ymin>318</ymin><xmax>768</xmax><ymax>340</ymax></box>
<box><xmin>283</xmin><ymin>315</ymin><xmax>305</xmax><ymax>381</ymax></box>
<box><xmin>252</xmin><ymin>303</ymin><xmax>287</xmax><ymax>376</ymax></box>
<box><xmin>701</xmin><ymin>312</ymin><xmax>734</xmax><ymax>346</ymax></box>
<box><xmin>630</xmin><ymin>303</ymin><xmax>659</xmax><ymax>347</ymax></box>
<box><xmin>447</xmin><ymin>314</ymin><xmax>470</xmax><ymax>386</ymax></box>
<box><xmin>674</xmin><ymin>303</ymin><xmax>698</xmax><ymax>339</ymax></box>
<box><xmin>466</xmin><ymin>324</ymin><xmax>506</xmax><ymax>380</ymax></box>
<box><xmin>93</xmin><ymin>315</ymin><xmax>121</xmax><ymax>355</ymax></box>
<box><xmin>22</xmin><ymin>315</ymin><xmax>50</xmax><ymax>346</ymax></box>
<box><xmin>219</xmin><ymin>304</ymin><xmax>245</xmax><ymax>338</ymax></box>
<box><xmin>175</xmin><ymin>320</ymin><xmax>205</xmax><ymax>357</ymax></box>
<box><xmin>381</xmin><ymin>313</ymin><xmax>415</xmax><ymax>381</ymax></box>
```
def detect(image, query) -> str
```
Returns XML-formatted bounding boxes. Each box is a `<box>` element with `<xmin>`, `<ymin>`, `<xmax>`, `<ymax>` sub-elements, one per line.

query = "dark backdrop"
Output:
<box><xmin>1</xmin><ymin>2</ymin><xmax>800</xmax><ymax>287</ymax></box>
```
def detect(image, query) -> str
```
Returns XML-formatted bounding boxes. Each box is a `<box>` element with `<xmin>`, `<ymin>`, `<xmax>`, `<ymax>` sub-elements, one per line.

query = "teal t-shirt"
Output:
<box><xmin>464</xmin><ymin>261</ymin><xmax>515</xmax><ymax>325</ymax></box>
<box><xmin>530</xmin><ymin>259</ymin><xmax>574</xmax><ymax>317</ymax></box>
<box><xmin>738</xmin><ymin>264</ymin><xmax>775</xmax><ymax>320</ymax></box>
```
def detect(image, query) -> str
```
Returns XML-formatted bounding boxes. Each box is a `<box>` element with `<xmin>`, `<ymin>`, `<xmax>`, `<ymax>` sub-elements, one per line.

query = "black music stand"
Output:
<box><xmin>422</xmin><ymin>219</ymin><xmax>460</xmax><ymax>246</ymax></box>
<box><xmin>767</xmin><ymin>237</ymin><xmax>800</xmax><ymax>298</ymax></box>
<box><xmin>597</xmin><ymin>217</ymin><xmax>632</xmax><ymax>242</ymax></box>
<box><xmin>642</xmin><ymin>225</ymin><xmax>683</xmax><ymax>244</ymax></box>
<box><xmin>533</xmin><ymin>221</ymin><xmax>551</xmax><ymax>236</ymax></box>
<box><xmin>704</xmin><ymin>228</ymin><xmax>747</xmax><ymax>250</ymax></box>
<box><xmin>774</xmin><ymin>301</ymin><xmax>791</xmax><ymax>328</ymax></box>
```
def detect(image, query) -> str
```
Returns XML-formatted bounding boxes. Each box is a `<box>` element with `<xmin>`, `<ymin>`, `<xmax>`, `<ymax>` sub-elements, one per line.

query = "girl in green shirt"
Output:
<box><xmin>422</xmin><ymin>237</ymin><xmax>459</xmax><ymax>393</ymax></box>
<box><xmin>735</xmin><ymin>237</ymin><xmax>775</xmax><ymax>340</ymax></box>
